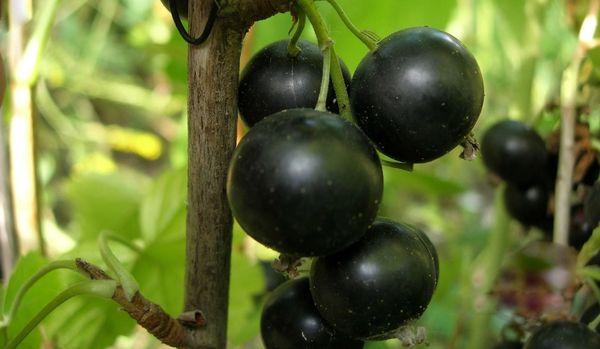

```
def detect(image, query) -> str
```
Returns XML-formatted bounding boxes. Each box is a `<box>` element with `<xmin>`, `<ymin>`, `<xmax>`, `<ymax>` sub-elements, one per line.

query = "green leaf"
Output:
<box><xmin>67</xmin><ymin>173</ymin><xmax>145</xmax><ymax>241</ymax></box>
<box><xmin>45</xmin><ymin>295</ymin><xmax>134</xmax><ymax>349</ymax></box>
<box><xmin>3</xmin><ymin>253</ymin><xmax>65</xmax><ymax>349</ymax></box>
<box><xmin>494</xmin><ymin>0</ymin><xmax>527</xmax><ymax>44</ymax></box>
<box><xmin>384</xmin><ymin>168</ymin><xmax>466</xmax><ymax>196</ymax></box>
<box><xmin>131</xmin><ymin>238</ymin><xmax>185</xmax><ymax>314</ymax></box>
<box><xmin>132</xmin><ymin>168</ymin><xmax>187</xmax><ymax>313</ymax></box>
<box><xmin>139</xmin><ymin>167</ymin><xmax>187</xmax><ymax>242</ymax></box>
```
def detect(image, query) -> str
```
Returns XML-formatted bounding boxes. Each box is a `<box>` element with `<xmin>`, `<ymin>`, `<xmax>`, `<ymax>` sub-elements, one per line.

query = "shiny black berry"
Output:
<box><xmin>503</xmin><ymin>184</ymin><xmax>550</xmax><ymax>228</ymax></box>
<box><xmin>238</xmin><ymin>40</ymin><xmax>351</xmax><ymax>127</ymax></box>
<box><xmin>261</xmin><ymin>277</ymin><xmax>364</xmax><ymax>349</ymax></box>
<box><xmin>481</xmin><ymin>120</ymin><xmax>548</xmax><ymax>188</ymax></box>
<box><xmin>350</xmin><ymin>27</ymin><xmax>484</xmax><ymax>163</ymax></box>
<box><xmin>309</xmin><ymin>218</ymin><xmax>438</xmax><ymax>339</ymax></box>
<box><xmin>227</xmin><ymin>109</ymin><xmax>383</xmax><ymax>256</ymax></box>
<box><xmin>523</xmin><ymin>321</ymin><xmax>600</xmax><ymax>349</ymax></box>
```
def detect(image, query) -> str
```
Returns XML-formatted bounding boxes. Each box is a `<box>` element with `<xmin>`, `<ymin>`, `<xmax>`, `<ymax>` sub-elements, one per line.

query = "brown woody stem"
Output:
<box><xmin>184</xmin><ymin>1</ymin><xmax>290</xmax><ymax>348</ymax></box>
<box><xmin>76</xmin><ymin>259</ymin><xmax>195</xmax><ymax>348</ymax></box>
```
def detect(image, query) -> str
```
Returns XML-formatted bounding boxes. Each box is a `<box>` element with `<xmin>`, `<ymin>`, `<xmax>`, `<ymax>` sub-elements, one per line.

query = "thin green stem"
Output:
<box><xmin>105</xmin><ymin>233</ymin><xmax>144</xmax><ymax>254</ymax></box>
<box><xmin>288</xmin><ymin>10</ymin><xmax>306</xmax><ymax>57</ymax></box>
<box><xmin>16</xmin><ymin>0</ymin><xmax>62</xmax><ymax>85</ymax></box>
<box><xmin>4</xmin><ymin>280</ymin><xmax>117</xmax><ymax>349</ymax></box>
<box><xmin>328</xmin><ymin>47</ymin><xmax>351</xmax><ymax>120</ymax></box>
<box><xmin>3</xmin><ymin>260</ymin><xmax>81</xmax><ymax>326</ymax></box>
<box><xmin>297</xmin><ymin>0</ymin><xmax>352</xmax><ymax>120</ymax></box>
<box><xmin>316</xmin><ymin>43</ymin><xmax>332</xmax><ymax>111</ymax></box>
<box><xmin>579</xmin><ymin>266</ymin><xmax>600</xmax><ymax>281</ymax></box>
<box><xmin>99</xmin><ymin>232</ymin><xmax>139</xmax><ymax>301</ymax></box>
<box><xmin>324</xmin><ymin>0</ymin><xmax>378</xmax><ymax>51</ymax></box>
<box><xmin>577</xmin><ymin>227</ymin><xmax>600</xmax><ymax>268</ymax></box>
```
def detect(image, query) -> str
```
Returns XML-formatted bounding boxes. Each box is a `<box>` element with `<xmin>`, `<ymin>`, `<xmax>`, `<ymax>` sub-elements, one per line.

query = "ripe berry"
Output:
<box><xmin>523</xmin><ymin>321</ymin><xmax>600</xmax><ymax>349</ymax></box>
<box><xmin>261</xmin><ymin>277</ymin><xmax>364</xmax><ymax>349</ymax></box>
<box><xmin>481</xmin><ymin>120</ymin><xmax>548</xmax><ymax>188</ymax></box>
<box><xmin>227</xmin><ymin>109</ymin><xmax>383</xmax><ymax>256</ymax></box>
<box><xmin>160</xmin><ymin>0</ymin><xmax>188</xmax><ymax>18</ymax></box>
<box><xmin>350</xmin><ymin>27</ymin><xmax>484</xmax><ymax>163</ymax></box>
<box><xmin>238</xmin><ymin>40</ymin><xmax>351</xmax><ymax>127</ymax></box>
<box><xmin>309</xmin><ymin>218</ymin><xmax>438</xmax><ymax>339</ymax></box>
<box><xmin>503</xmin><ymin>184</ymin><xmax>550</xmax><ymax>228</ymax></box>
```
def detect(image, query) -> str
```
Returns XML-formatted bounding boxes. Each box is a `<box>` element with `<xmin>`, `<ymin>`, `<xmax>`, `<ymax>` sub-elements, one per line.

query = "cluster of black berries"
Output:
<box><xmin>481</xmin><ymin>119</ymin><xmax>599</xmax><ymax>249</ymax></box>
<box><xmin>227</xmin><ymin>27</ymin><xmax>484</xmax><ymax>348</ymax></box>
<box><xmin>493</xmin><ymin>320</ymin><xmax>600</xmax><ymax>349</ymax></box>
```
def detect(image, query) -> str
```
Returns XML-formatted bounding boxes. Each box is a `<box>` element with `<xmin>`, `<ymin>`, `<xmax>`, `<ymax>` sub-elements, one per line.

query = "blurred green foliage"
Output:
<box><xmin>0</xmin><ymin>0</ymin><xmax>598</xmax><ymax>348</ymax></box>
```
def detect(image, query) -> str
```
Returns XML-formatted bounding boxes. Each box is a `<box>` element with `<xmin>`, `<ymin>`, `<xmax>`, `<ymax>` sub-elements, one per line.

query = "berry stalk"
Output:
<box><xmin>98</xmin><ymin>232</ymin><xmax>139</xmax><ymax>301</ymax></box>
<box><xmin>315</xmin><ymin>41</ymin><xmax>332</xmax><ymax>112</ymax></box>
<box><xmin>297</xmin><ymin>0</ymin><xmax>352</xmax><ymax>120</ymax></box>
<box><xmin>323</xmin><ymin>0</ymin><xmax>379</xmax><ymax>51</ymax></box>
<box><xmin>287</xmin><ymin>9</ymin><xmax>306</xmax><ymax>57</ymax></box>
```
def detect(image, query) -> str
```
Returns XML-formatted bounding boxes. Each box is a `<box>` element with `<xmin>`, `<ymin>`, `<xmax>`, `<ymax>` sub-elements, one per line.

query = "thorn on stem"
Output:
<box><xmin>178</xmin><ymin>310</ymin><xmax>207</xmax><ymax>328</ymax></box>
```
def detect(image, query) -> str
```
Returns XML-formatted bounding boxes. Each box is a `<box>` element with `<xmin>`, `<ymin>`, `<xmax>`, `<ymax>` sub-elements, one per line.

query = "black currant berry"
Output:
<box><xmin>493</xmin><ymin>341</ymin><xmax>523</xmax><ymax>349</ymax></box>
<box><xmin>503</xmin><ymin>184</ymin><xmax>550</xmax><ymax>228</ymax></box>
<box><xmin>585</xmin><ymin>181</ymin><xmax>600</xmax><ymax>229</ymax></box>
<box><xmin>238</xmin><ymin>40</ymin><xmax>351</xmax><ymax>127</ymax></box>
<box><xmin>227</xmin><ymin>109</ymin><xmax>383</xmax><ymax>256</ymax></box>
<box><xmin>350</xmin><ymin>27</ymin><xmax>484</xmax><ymax>163</ymax></box>
<box><xmin>160</xmin><ymin>0</ymin><xmax>188</xmax><ymax>18</ymax></box>
<box><xmin>481</xmin><ymin>120</ymin><xmax>548</xmax><ymax>188</ymax></box>
<box><xmin>261</xmin><ymin>277</ymin><xmax>364</xmax><ymax>349</ymax></box>
<box><xmin>523</xmin><ymin>321</ymin><xmax>600</xmax><ymax>349</ymax></box>
<box><xmin>309</xmin><ymin>218</ymin><xmax>438</xmax><ymax>339</ymax></box>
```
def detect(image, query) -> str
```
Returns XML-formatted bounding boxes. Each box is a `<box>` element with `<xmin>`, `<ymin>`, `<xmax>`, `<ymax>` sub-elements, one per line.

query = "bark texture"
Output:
<box><xmin>185</xmin><ymin>1</ymin><xmax>289</xmax><ymax>348</ymax></box>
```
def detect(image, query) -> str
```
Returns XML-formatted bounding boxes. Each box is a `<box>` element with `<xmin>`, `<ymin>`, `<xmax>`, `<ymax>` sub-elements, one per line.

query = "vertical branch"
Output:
<box><xmin>185</xmin><ymin>1</ymin><xmax>243</xmax><ymax>348</ymax></box>
<box><xmin>7</xmin><ymin>0</ymin><xmax>44</xmax><ymax>255</ymax></box>
<box><xmin>554</xmin><ymin>0</ymin><xmax>599</xmax><ymax>245</ymax></box>
<box><xmin>0</xmin><ymin>11</ymin><xmax>18</xmax><ymax>282</ymax></box>
<box><xmin>0</xmin><ymin>109</ymin><xmax>18</xmax><ymax>282</ymax></box>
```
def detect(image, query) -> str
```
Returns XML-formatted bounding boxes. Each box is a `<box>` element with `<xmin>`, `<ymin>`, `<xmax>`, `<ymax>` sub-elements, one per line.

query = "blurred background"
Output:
<box><xmin>0</xmin><ymin>0</ymin><xmax>598</xmax><ymax>348</ymax></box>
